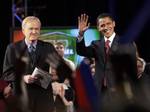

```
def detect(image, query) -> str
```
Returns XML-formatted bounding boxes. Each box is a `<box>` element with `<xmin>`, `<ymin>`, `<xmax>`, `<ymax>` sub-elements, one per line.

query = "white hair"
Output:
<box><xmin>22</xmin><ymin>16</ymin><xmax>41</xmax><ymax>29</ymax></box>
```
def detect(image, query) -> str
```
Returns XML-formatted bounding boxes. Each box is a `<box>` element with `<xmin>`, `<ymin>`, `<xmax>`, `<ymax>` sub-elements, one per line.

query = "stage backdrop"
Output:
<box><xmin>12</xmin><ymin>27</ymin><xmax>100</xmax><ymax>65</ymax></box>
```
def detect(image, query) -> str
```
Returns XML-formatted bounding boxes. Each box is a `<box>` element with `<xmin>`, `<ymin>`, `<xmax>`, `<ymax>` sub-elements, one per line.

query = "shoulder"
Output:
<box><xmin>6</xmin><ymin>40</ymin><xmax>24</xmax><ymax>50</ymax></box>
<box><xmin>8</xmin><ymin>40</ymin><xmax>25</xmax><ymax>47</ymax></box>
<box><xmin>91</xmin><ymin>39</ymin><xmax>103</xmax><ymax>47</ymax></box>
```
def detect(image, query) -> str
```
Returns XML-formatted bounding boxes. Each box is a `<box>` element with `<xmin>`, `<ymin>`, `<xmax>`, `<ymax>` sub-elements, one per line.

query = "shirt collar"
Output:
<box><xmin>104</xmin><ymin>32</ymin><xmax>116</xmax><ymax>47</ymax></box>
<box><xmin>25</xmin><ymin>38</ymin><xmax>37</xmax><ymax>49</ymax></box>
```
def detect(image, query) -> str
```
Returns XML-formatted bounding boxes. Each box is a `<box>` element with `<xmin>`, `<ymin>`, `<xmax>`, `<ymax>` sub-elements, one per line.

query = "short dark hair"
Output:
<box><xmin>96</xmin><ymin>13</ymin><xmax>114</xmax><ymax>25</ymax></box>
<box><xmin>54</xmin><ymin>41</ymin><xmax>65</xmax><ymax>48</ymax></box>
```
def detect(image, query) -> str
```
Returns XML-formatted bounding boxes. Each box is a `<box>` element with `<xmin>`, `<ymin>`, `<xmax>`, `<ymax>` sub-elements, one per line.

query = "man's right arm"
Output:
<box><xmin>2</xmin><ymin>44</ymin><xmax>16</xmax><ymax>82</ymax></box>
<box><xmin>76</xmin><ymin>14</ymin><xmax>97</xmax><ymax>57</ymax></box>
<box><xmin>77</xmin><ymin>31</ymin><xmax>84</xmax><ymax>42</ymax></box>
<box><xmin>77</xmin><ymin>14</ymin><xmax>90</xmax><ymax>42</ymax></box>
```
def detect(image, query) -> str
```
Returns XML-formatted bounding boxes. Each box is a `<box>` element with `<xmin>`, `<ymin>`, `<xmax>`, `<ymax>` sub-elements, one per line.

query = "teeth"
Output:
<box><xmin>104</xmin><ymin>28</ymin><xmax>111</xmax><ymax>33</ymax></box>
<box><xmin>104</xmin><ymin>29</ymin><xmax>109</xmax><ymax>33</ymax></box>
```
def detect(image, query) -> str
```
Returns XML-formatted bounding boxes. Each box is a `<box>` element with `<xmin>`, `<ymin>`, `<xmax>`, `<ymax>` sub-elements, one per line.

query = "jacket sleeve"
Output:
<box><xmin>76</xmin><ymin>38</ymin><xmax>95</xmax><ymax>58</ymax></box>
<box><xmin>2</xmin><ymin>44</ymin><xmax>16</xmax><ymax>82</ymax></box>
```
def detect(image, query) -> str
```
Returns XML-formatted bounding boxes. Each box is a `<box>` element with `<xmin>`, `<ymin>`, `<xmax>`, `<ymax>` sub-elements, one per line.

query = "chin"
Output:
<box><xmin>30</xmin><ymin>38</ymin><xmax>38</xmax><ymax>41</ymax></box>
<box><xmin>105</xmin><ymin>33</ymin><xmax>112</xmax><ymax>38</ymax></box>
<box><xmin>104</xmin><ymin>35</ymin><xmax>110</xmax><ymax>38</ymax></box>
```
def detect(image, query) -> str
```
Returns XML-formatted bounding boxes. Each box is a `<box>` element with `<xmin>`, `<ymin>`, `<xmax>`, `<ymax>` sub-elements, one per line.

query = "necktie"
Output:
<box><xmin>29</xmin><ymin>44</ymin><xmax>36</xmax><ymax>53</ymax></box>
<box><xmin>105</xmin><ymin>39</ymin><xmax>110</xmax><ymax>55</ymax></box>
<box><xmin>103</xmin><ymin>40</ymin><xmax>110</xmax><ymax>88</ymax></box>
<box><xmin>29</xmin><ymin>44</ymin><xmax>36</xmax><ymax>63</ymax></box>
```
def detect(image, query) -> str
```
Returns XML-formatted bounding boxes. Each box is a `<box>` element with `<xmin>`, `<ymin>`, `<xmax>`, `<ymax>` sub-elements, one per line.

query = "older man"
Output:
<box><xmin>2</xmin><ymin>16</ymin><xmax>72</xmax><ymax>112</ymax></box>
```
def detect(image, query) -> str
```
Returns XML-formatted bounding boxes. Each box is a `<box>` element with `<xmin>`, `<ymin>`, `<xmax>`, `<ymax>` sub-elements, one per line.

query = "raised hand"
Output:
<box><xmin>78</xmin><ymin>14</ymin><xmax>90</xmax><ymax>36</ymax></box>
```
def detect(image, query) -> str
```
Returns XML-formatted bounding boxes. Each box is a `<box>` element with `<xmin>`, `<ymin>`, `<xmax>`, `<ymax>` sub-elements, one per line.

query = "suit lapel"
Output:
<box><xmin>18</xmin><ymin>40</ymin><xmax>28</xmax><ymax>57</ymax></box>
<box><xmin>21</xmin><ymin>39</ymin><xmax>36</xmax><ymax>68</ymax></box>
<box><xmin>15</xmin><ymin>40</ymin><xmax>33</xmax><ymax>71</ymax></box>
<box><xmin>110</xmin><ymin>35</ymin><xmax>119</xmax><ymax>55</ymax></box>
<box><xmin>34</xmin><ymin>40</ymin><xmax>42</xmax><ymax>65</ymax></box>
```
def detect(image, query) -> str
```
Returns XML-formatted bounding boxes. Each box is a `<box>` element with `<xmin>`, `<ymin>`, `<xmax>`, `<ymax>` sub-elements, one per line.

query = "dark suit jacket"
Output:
<box><xmin>2</xmin><ymin>39</ymin><xmax>72</xmax><ymax>112</ymax></box>
<box><xmin>76</xmin><ymin>35</ymin><xmax>137</xmax><ymax>97</ymax></box>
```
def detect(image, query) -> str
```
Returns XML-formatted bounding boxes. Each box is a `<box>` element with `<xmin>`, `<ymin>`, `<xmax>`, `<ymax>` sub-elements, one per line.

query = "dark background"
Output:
<box><xmin>0</xmin><ymin>0</ymin><xmax>150</xmax><ymax>74</ymax></box>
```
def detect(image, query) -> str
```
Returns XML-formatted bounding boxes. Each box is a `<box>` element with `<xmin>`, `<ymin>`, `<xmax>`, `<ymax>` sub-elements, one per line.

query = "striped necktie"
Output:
<box><xmin>103</xmin><ymin>39</ymin><xmax>110</xmax><ymax>87</ymax></box>
<box><xmin>105</xmin><ymin>39</ymin><xmax>110</xmax><ymax>54</ymax></box>
<box><xmin>29</xmin><ymin>44</ymin><xmax>36</xmax><ymax>53</ymax></box>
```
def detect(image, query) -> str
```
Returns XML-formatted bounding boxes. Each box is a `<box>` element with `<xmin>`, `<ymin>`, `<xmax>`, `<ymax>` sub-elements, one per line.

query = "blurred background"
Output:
<box><xmin>0</xmin><ymin>0</ymin><xmax>150</xmax><ymax>73</ymax></box>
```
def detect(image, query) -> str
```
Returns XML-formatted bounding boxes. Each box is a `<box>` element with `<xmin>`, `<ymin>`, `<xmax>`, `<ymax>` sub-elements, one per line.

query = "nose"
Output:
<box><xmin>32</xmin><ymin>29</ymin><xmax>37</xmax><ymax>33</ymax></box>
<box><xmin>104</xmin><ymin>25</ymin><xmax>108</xmax><ymax>30</ymax></box>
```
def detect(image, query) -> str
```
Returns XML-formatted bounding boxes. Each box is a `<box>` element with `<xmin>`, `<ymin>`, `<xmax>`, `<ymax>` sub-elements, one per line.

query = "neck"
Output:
<box><xmin>26</xmin><ymin>39</ymin><xmax>37</xmax><ymax>44</ymax></box>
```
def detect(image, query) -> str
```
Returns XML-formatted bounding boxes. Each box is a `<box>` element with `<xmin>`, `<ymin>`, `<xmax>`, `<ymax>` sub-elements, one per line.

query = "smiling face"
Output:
<box><xmin>22</xmin><ymin>16</ymin><xmax>41</xmax><ymax>43</ymax></box>
<box><xmin>97</xmin><ymin>17</ymin><xmax>115</xmax><ymax>38</ymax></box>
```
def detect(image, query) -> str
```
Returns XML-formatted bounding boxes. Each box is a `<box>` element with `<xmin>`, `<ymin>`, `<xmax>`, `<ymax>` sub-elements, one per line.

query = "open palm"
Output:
<box><xmin>78</xmin><ymin>14</ymin><xmax>90</xmax><ymax>33</ymax></box>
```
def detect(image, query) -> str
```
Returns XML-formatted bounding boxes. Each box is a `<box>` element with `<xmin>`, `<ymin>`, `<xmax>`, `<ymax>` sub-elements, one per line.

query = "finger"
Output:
<box><xmin>7</xmin><ymin>83</ymin><xmax>11</xmax><ymax>87</ymax></box>
<box><xmin>83</xmin><ymin>13</ymin><xmax>86</xmax><ymax>21</ymax></box>
<box><xmin>82</xmin><ymin>14</ymin><xmax>88</xmax><ymax>22</ymax></box>
<box><xmin>81</xmin><ymin>14</ymin><xmax>84</xmax><ymax>22</ymax></box>
<box><xmin>85</xmin><ymin>14</ymin><xmax>89</xmax><ymax>24</ymax></box>
<box><xmin>78</xmin><ymin>16</ymin><xmax>81</xmax><ymax>25</ymax></box>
